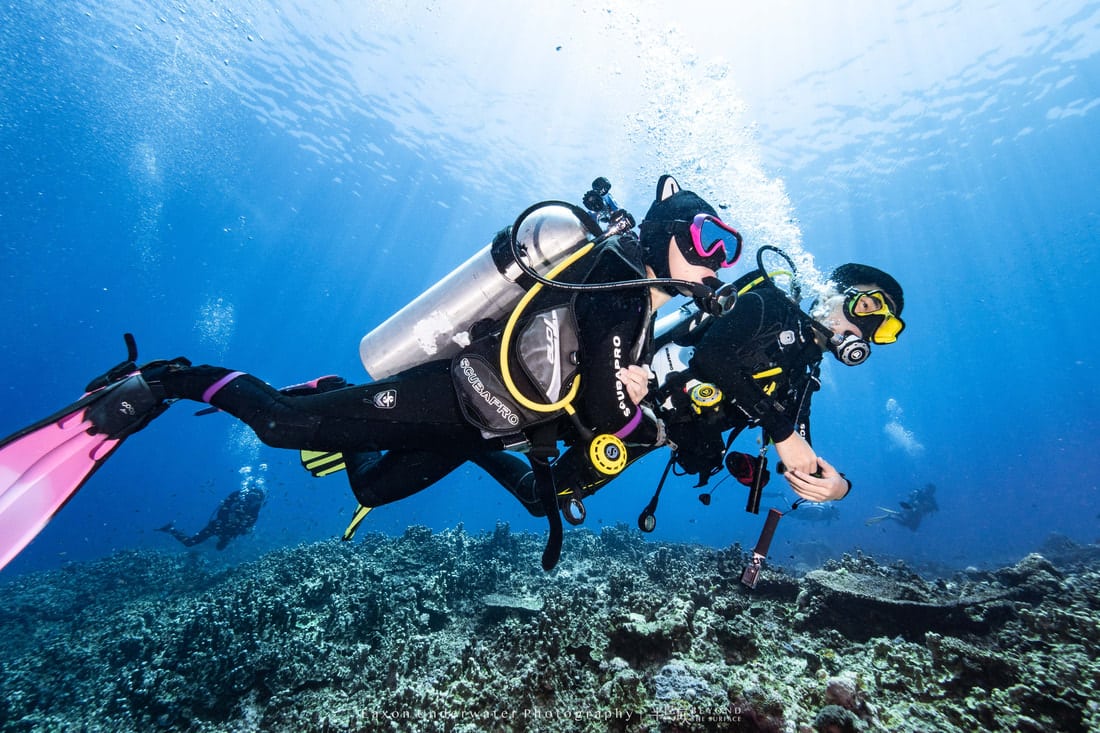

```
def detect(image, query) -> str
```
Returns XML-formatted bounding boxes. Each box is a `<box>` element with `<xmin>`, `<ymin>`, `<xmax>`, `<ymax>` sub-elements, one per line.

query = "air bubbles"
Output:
<box><xmin>196</xmin><ymin>296</ymin><xmax>235</xmax><ymax>356</ymax></box>
<box><xmin>238</xmin><ymin>462</ymin><xmax>268</xmax><ymax>491</ymax></box>
<box><xmin>885</xmin><ymin>398</ymin><xmax>925</xmax><ymax>456</ymax></box>
<box><xmin>229</xmin><ymin>423</ymin><xmax>262</xmax><ymax>460</ymax></box>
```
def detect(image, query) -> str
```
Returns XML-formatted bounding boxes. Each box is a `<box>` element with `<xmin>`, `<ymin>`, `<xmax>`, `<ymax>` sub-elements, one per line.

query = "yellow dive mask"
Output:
<box><xmin>844</xmin><ymin>289</ymin><xmax>905</xmax><ymax>344</ymax></box>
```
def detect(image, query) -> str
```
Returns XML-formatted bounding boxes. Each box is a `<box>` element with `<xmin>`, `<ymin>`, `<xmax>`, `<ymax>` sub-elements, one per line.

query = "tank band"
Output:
<box><xmin>203</xmin><ymin>371</ymin><xmax>245</xmax><ymax>403</ymax></box>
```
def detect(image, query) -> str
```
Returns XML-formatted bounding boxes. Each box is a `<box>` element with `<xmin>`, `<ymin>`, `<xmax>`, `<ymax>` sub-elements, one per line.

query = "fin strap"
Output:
<box><xmin>85</xmin><ymin>375</ymin><xmax>170</xmax><ymax>440</ymax></box>
<box><xmin>84</xmin><ymin>333</ymin><xmax>140</xmax><ymax>393</ymax></box>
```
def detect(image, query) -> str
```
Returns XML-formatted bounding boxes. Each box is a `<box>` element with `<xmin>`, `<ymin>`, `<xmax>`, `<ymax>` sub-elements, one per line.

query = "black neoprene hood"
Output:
<box><xmin>830</xmin><ymin>263</ymin><xmax>905</xmax><ymax>315</ymax></box>
<box><xmin>638</xmin><ymin>190</ymin><xmax>721</xmax><ymax>277</ymax></box>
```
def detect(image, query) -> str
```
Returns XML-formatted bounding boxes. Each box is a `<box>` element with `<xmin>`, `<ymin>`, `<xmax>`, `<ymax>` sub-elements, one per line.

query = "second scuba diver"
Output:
<box><xmin>656</xmin><ymin>260</ymin><xmax>906</xmax><ymax>497</ymax></box>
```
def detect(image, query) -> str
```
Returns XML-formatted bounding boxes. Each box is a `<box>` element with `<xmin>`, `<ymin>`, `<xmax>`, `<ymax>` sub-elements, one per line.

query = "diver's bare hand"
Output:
<box><xmin>773</xmin><ymin>433</ymin><xmax>817</xmax><ymax>475</ymax></box>
<box><xmin>785</xmin><ymin>457</ymin><xmax>849</xmax><ymax>502</ymax></box>
<box><xmin>617</xmin><ymin>365</ymin><xmax>652</xmax><ymax>405</ymax></box>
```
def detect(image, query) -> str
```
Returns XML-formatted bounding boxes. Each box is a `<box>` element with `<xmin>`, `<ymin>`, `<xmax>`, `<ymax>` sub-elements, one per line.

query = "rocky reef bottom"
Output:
<box><xmin>1</xmin><ymin>525</ymin><xmax>1098</xmax><ymax>732</ymax></box>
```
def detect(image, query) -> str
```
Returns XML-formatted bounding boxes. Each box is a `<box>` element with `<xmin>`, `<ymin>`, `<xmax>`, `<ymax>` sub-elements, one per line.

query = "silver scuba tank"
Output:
<box><xmin>650</xmin><ymin>305</ymin><xmax>699</xmax><ymax>388</ymax></box>
<box><xmin>359</xmin><ymin>202</ymin><xmax>602</xmax><ymax>380</ymax></box>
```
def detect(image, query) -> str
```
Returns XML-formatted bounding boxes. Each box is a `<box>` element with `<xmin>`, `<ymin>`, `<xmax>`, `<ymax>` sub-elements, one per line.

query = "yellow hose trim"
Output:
<box><xmin>737</xmin><ymin>269</ymin><xmax>793</xmax><ymax>296</ymax></box>
<box><xmin>499</xmin><ymin>243</ymin><xmax>593</xmax><ymax>413</ymax></box>
<box><xmin>753</xmin><ymin>366</ymin><xmax>782</xmax><ymax>396</ymax></box>
<box><xmin>752</xmin><ymin>367</ymin><xmax>783</xmax><ymax>380</ymax></box>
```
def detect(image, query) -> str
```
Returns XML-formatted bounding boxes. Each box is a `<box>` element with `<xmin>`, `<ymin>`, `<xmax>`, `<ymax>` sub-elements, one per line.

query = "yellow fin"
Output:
<box><xmin>300</xmin><ymin>450</ymin><xmax>346</xmax><ymax>477</ymax></box>
<box><xmin>342</xmin><ymin>504</ymin><xmax>373</xmax><ymax>541</ymax></box>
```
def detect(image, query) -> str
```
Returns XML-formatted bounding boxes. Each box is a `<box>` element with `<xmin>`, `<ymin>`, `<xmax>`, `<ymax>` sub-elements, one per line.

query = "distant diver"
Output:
<box><xmin>158</xmin><ymin>485</ymin><xmax>266</xmax><ymax>550</ymax></box>
<box><xmin>866</xmin><ymin>483</ymin><xmax>939</xmax><ymax>530</ymax></box>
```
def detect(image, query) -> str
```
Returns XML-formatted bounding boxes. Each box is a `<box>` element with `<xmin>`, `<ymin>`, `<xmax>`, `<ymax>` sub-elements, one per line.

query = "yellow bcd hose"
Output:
<box><xmin>498</xmin><ymin>243</ymin><xmax>593</xmax><ymax>414</ymax></box>
<box><xmin>498</xmin><ymin>241</ymin><xmax>629</xmax><ymax>478</ymax></box>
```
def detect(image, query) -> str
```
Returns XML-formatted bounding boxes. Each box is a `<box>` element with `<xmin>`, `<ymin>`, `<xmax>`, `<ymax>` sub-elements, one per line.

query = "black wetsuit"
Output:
<box><xmin>159</xmin><ymin>488</ymin><xmax>265</xmax><ymax>550</ymax></box>
<box><xmin>663</xmin><ymin>280</ymin><xmax>826</xmax><ymax>481</ymax></box>
<box><xmin>152</xmin><ymin>234</ymin><xmax>662</xmax><ymax>510</ymax></box>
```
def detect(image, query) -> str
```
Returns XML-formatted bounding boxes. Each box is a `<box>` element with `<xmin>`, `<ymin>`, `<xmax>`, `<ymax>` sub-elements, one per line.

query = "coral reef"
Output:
<box><xmin>1</xmin><ymin>524</ymin><xmax>1098</xmax><ymax>732</ymax></box>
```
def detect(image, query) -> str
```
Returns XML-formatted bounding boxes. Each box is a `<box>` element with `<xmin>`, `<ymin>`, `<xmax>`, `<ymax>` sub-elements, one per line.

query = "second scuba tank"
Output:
<box><xmin>360</xmin><ymin>202</ymin><xmax>602</xmax><ymax>380</ymax></box>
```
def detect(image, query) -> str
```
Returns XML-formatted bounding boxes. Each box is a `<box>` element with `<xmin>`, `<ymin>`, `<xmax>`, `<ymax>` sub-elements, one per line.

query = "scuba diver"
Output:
<box><xmin>157</xmin><ymin>484</ymin><xmax>266</xmax><ymax>550</ymax></box>
<box><xmin>478</xmin><ymin>251</ymin><xmax>906</xmax><ymax>532</ymax></box>
<box><xmin>652</xmin><ymin>259</ymin><xmax>906</xmax><ymax>498</ymax></box>
<box><xmin>0</xmin><ymin>175</ymin><xmax>741</xmax><ymax>572</ymax></box>
<box><xmin>866</xmin><ymin>483</ymin><xmax>938</xmax><ymax>530</ymax></box>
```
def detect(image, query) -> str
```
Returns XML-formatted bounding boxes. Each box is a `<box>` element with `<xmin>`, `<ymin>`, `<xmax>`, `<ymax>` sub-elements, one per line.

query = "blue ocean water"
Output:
<box><xmin>1</xmin><ymin>1</ymin><xmax>1097</xmax><ymax>576</ymax></box>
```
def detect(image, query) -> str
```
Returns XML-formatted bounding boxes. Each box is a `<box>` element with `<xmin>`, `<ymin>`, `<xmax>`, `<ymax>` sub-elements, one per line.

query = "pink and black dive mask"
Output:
<box><xmin>687</xmin><ymin>213</ymin><xmax>743</xmax><ymax>268</ymax></box>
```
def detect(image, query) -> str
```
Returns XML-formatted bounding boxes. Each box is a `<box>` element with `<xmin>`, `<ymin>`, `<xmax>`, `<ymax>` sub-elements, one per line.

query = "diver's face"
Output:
<box><xmin>820</xmin><ymin>295</ymin><xmax>865</xmax><ymax>339</ymax></box>
<box><xmin>646</xmin><ymin>235</ymin><xmax>717</xmax><ymax>309</ymax></box>
<box><xmin>666</xmin><ymin>235</ymin><xmax>716</xmax><ymax>282</ymax></box>
<box><xmin>821</xmin><ymin>282</ymin><xmax>886</xmax><ymax>339</ymax></box>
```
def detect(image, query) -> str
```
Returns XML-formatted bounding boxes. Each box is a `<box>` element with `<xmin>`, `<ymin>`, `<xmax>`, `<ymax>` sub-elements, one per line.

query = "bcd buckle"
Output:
<box><xmin>501</xmin><ymin>434</ymin><xmax>531</xmax><ymax>453</ymax></box>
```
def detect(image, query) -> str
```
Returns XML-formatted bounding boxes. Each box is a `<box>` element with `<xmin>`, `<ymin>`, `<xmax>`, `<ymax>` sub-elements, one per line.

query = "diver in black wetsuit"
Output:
<box><xmin>657</xmin><ymin>261</ymin><xmax>907</xmax><ymax>499</ymax></box>
<box><xmin>138</xmin><ymin>176</ymin><xmax>740</xmax><ymax>568</ymax></box>
<box><xmin>158</xmin><ymin>485</ymin><xmax>266</xmax><ymax>550</ymax></box>
<box><xmin>482</xmin><ymin>259</ymin><xmax>907</xmax><ymax>519</ymax></box>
